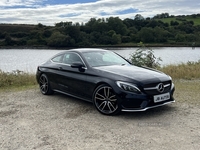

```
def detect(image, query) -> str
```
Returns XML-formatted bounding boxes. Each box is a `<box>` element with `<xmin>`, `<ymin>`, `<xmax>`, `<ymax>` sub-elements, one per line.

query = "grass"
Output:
<box><xmin>173</xmin><ymin>79</ymin><xmax>200</xmax><ymax>105</ymax></box>
<box><xmin>156</xmin><ymin>16</ymin><xmax>200</xmax><ymax>26</ymax></box>
<box><xmin>160</xmin><ymin>61</ymin><xmax>200</xmax><ymax>79</ymax></box>
<box><xmin>0</xmin><ymin>70</ymin><xmax>37</xmax><ymax>91</ymax></box>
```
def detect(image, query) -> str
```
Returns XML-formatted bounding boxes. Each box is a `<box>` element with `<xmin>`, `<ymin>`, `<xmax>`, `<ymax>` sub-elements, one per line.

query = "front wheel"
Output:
<box><xmin>39</xmin><ymin>74</ymin><xmax>53</xmax><ymax>95</ymax></box>
<box><xmin>93</xmin><ymin>84</ymin><xmax>121</xmax><ymax>115</ymax></box>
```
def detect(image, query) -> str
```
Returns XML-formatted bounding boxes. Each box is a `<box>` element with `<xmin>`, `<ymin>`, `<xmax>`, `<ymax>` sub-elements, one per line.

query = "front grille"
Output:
<box><xmin>143</xmin><ymin>81</ymin><xmax>171</xmax><ymax>95</ymax></box>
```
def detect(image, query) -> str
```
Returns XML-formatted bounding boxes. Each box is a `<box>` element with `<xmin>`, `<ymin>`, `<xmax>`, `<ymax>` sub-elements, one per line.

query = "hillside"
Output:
<box><xmin>156</xmin><ymin>15</ymin><xmax>200</xmax><ymax>26</ymax></box>
<box><xmin>0</xmin><ymin>13</ymin><xmax>200</xmax><ymax>48</ymax></box>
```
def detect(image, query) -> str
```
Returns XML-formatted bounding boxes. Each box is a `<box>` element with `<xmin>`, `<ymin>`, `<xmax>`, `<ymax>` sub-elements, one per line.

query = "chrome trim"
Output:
<box><xmin>121</xmin><ymin>100</ymin><xmax>175</xmax><ymax>112</ymax></box>
<box><xmin>144</xmin><ymin>83</ymin><xmax>170</xmax><ymax>90</ymax></box>
<box><xmin>157</xmin><ymin>83</ymin><xmax>164</xmax><ymax>93</ymax></box>
<box><xmin>164</xmin><ymin>84</ymin><xmax>171</xmax><ymax>87</ymax></box>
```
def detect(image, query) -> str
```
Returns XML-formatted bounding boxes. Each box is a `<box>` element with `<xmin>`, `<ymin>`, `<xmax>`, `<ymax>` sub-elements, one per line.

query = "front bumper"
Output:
<box><xmin>118</xmin><ymin>85</ymin><xmax>175</xmax><ymax>112</ymax></box>
<box><xmin>121</xmin><ymin>100</ymin><xmax>175</xmax><ymax>112</ymax></box>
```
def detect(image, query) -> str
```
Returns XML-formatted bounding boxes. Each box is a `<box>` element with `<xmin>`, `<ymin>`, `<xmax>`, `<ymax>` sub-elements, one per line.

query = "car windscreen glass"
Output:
<box><xmin>82</xmin><ymin>51</ymin><xmax>130</xmax><ymax>67</ymax></box>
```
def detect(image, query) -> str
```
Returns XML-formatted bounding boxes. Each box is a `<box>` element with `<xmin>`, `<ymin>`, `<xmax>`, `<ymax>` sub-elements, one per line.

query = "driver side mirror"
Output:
<box><xmin>71</xmin><ymin>62</ymin><xmax>86</xmax><ymax>72</ymax></box>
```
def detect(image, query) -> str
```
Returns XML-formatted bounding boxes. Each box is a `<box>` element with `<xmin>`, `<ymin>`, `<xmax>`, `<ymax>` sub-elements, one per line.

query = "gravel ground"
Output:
<box><xmin>0</xmin><ymin>87</ymin><xmax>200</xmax><ymax>150</ymax></box>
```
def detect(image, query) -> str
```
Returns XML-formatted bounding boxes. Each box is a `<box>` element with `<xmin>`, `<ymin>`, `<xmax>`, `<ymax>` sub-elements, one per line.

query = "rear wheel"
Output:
<box><xmin>39</xmin><ymin>74</ymin><xmax>53</xmax><ymax>95</ymax></box>
<box><xmin>93</xmin><ymin>84</ymin><xmax>121</xmax><ymax>115</ymax></box>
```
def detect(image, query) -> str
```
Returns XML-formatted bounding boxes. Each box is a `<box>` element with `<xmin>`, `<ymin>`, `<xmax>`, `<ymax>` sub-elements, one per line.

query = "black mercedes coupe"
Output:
<box><xmin>36</xmin><ymin>48</ymin><xmax>175</xmax><ymax>115</ymax></box>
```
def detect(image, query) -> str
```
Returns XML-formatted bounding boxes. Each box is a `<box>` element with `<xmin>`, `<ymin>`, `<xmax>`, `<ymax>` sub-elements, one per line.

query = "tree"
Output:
<box><xmin>5</xmin><ymin>34</ymin><xmax>12</xmax><ymax>46</ymax></box>
<box><xmin>111</xmin><ymin>34</ymin><xmax>121</xmax><ymax>44</ymax></box>
<box><xmin>134</xmin><ymin>14</ymin><xmax>144</xmax><ymax>21</ymax></box>
<box><xmin>107</xmin><ymin>30</ymin><xmax>116</xmax><ymax>37</ymax></box>
<box><xmin>146</xmin><ymin>20</ymin><xmax>159</xmax><ymax>28</ymax></box>
<box><xmin>65</xmin><ymin>26</ymin><xmax>80</xmax><ymax>42</ymax></box>
<box><xmin>127</xmin><ymin>27</ymin><xmax>138</xmax><ymax>35</ymax></box>
<box><xmin>107</xmin><ymin>17</ymin><xmax>128</xmax><ymax>35</ymax></box>
<box><xmin>137</xmin><ymin>27</ymin><xmax>155</xmax><ymax>43</ymax></box>
<box><xmin>121</xmin><ymin>36</ymin><xmax>131</xmax><ymax>43</ymax></box>
<box><xmin>153</xmin><ymin>27</ymin><xmax>168</xmax><ymax>42</ymax></box>
<box><xmin>129</xmin><ymin>42</ymin><xmax>162</xmax><ymax>68</ymax></box>
<box><xmin>175</xmin><ymin>33</ymin><xmax>186</xmax><ymax>42</ymax></box>
<box><xmin>47</xmin><ymin>31</ymin><xmax>72</xmax><ymax>47</ymax></box>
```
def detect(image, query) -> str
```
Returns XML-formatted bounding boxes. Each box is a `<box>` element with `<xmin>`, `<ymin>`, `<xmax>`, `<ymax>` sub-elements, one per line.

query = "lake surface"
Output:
<box><xmin>0</xmin><ymin>47</ymin><xmax>200</xmax><ymax>73</ymax></box>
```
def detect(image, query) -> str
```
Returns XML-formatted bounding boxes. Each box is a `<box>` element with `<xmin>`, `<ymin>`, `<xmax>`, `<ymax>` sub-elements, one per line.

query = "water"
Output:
<box><xmin>0</xmin><ymin>47</ymin><xmax>200</xmax><ymax>73</ymax></box>
<box><xmin>0</xmin><ymin>49</ymin><xmax>63</xmax><ymax>73</ymax></box>
<box><xmin>112</xmin><ymin>47</ymin><xmax>200</xmax><ymax>66</ymax></box>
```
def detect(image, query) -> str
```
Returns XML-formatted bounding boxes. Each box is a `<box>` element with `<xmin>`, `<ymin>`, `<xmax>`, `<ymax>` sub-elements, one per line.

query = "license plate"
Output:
<box><xmin>154</xmin><ymin>93</ymin><xmax>170</xmax><ymax>103</ymax></box>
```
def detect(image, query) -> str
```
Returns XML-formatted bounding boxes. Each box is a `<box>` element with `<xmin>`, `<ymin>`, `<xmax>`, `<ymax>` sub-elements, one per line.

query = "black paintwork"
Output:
<box><xmin>36</xmin><ymin>48</ymin><xmax>175</xmax><ymax>111</ymax></box>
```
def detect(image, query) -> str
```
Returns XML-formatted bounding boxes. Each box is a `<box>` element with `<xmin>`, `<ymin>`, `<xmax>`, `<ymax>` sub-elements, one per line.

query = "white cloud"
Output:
<box><xmin>0</xmin><ymin>0</ymin><xmax>199</xmax><ymax>25</ymax></box>
<box><xmin>0</xmin><ymin>0</ymin><xmax>46</xmax><ymax>7</ymax></box>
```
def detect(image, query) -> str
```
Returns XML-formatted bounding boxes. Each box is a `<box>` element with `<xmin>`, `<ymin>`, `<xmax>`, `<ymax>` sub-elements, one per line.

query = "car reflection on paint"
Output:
<box><xmin>36</xmin><ymin>48</ymin><xmax>175</xmax><ymax>115</ymax></box>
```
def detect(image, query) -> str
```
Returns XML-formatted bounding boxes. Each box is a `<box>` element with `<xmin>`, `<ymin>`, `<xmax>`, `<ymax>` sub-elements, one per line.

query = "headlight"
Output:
<box><xmin>116</xmin><ymin>81</ymin><xmax>141</xmax><ymax>94</ymax></box>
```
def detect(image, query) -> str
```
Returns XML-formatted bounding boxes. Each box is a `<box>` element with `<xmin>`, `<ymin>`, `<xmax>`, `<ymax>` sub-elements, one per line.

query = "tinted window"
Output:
<box><xmin>63</xmin><ymin>53</ymin><xmax>83</xmax><ymax>65</ymax></box>
<box><xmin>83</xmin><ymin>51</ymin><xmax>130</xmax><ymax>67</ymax></box>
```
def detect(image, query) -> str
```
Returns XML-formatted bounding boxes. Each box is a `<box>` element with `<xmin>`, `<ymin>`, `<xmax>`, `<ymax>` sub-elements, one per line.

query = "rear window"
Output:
<box><xmin>51</xmin><ymin>55</ymin><xmax>63</xmax><ymax>63</ymax></box>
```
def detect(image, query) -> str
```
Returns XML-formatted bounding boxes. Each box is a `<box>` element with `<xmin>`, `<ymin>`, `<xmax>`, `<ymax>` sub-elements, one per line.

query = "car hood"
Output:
<box><xmin>95</xmin><ymin>65</ymin><xmax>170</xmax><ymax>84</ymax></box>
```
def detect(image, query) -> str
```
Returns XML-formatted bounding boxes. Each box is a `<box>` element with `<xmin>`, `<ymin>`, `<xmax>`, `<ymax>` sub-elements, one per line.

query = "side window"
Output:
<box><xmin>63</xmin><ymin>53</ymin><xmax>83</xmax><ymax>65</ymax></box>
<box><xmin>51</xmin><ymin>55</ymin><xmax>63</xmax><ymax>63</ymax></box>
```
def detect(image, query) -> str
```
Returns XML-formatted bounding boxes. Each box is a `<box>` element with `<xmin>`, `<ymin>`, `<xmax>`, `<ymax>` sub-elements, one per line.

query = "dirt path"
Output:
<box><xmin>0</xmin><ymin>88</ymin><xmax>200</xmax><ymax>150</ymax></box>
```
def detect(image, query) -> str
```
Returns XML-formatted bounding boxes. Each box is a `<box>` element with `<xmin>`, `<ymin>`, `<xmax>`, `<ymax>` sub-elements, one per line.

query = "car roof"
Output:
<box><xmin>68</xmin><ymin>48</ymin><xmax>107</xmax><ymax>53</ymax></box>
<box><xmin>53</xmin><ymin>48</ymin><xmax>109</xmax><ymax>56</ymax></box>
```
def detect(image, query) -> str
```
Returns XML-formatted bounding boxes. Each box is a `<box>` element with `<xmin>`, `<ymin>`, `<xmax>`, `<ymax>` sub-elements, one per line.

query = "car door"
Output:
<box><xmin>47</xmin><ymin>54</ymin><xmax>64</xmax><ymax>90</ymax></box>
<box><xmin>57</xmin><ymin>52</ymin><xmax>89</xmax><ymax>98</ymax></box>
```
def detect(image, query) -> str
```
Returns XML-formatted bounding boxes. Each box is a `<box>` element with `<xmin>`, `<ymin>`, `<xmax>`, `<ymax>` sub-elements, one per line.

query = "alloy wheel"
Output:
<box><xmin>39</xmin><ymin>74</ymin><xmax>53</xmax><ymax>95</ymax></box>
<box><xmin>93</xmin><ymin>85</ymin><xmax>120</xmax><ymax>115</ymax></box>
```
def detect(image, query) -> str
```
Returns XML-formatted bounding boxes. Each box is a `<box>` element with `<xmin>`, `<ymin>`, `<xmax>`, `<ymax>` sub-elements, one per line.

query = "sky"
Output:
<box><xmin>0</xmin><ymin>0</ymin><xmax>199</xmax><ymax>26</ymax></box>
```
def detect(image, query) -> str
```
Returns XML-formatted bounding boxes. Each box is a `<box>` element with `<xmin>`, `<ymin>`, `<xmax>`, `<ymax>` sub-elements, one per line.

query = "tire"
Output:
<box><xmin>93</xmin><ymin>84</ymin><xmax>121</xmax><ymax>115</ymax></box>
<box><xmin>39</xmin><ymin>74</ymin><xmax>53</xmax><ymax>95</ymax></box>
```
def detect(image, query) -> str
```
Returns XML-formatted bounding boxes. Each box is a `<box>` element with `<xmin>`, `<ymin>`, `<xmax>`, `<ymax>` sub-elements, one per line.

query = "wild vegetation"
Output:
<box><xmin>0</xmin><ymin>13</ymin><xmax>200</xmax><ymax>48</ymax></box>
<box><xmin>0</xmin><ymin>70</ymin><xmax>37</xmax><ymax>90</ymax></box>
<box><xmin>160</xmin><ymin>61</ymin><xmax>200</xmax><ymax>79</ymax></box>
<box><xmin>129</xmin><ymin>42</ymin><xmax>162</xmax><ymax>68</ymax></box>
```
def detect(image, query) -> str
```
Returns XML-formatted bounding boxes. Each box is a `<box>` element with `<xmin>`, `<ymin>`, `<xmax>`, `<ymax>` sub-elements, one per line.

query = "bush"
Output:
<box><xmin>129</xmin><ymin>42</ymin><xmax>162</xmax><ymax>68</ymax></box>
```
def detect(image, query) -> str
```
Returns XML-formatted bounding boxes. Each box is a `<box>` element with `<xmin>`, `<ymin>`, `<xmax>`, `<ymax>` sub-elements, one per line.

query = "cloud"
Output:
<box><xmin>0</xmin><ymin>0</ymin><xmax>199</xmax><ymax>25</ymax></box>
<box><xmin>0</xmin><ymin>0</ymin><xmax>46</xmax><ymax>7</ymax></box>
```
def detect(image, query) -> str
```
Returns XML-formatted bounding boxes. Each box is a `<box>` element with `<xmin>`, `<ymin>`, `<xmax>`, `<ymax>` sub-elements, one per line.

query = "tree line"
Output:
<box><xmin>0</xmin><ymin>13</ymin><xmax>200</xmax><ymax>48</ymax></box>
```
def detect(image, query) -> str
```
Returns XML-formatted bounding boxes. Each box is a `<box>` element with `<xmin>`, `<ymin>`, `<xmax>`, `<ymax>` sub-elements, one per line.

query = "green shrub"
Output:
<box><xmin>129</xmin><ymin>42</ymin><xmax>162</xmax><ymax>68</ymax></box>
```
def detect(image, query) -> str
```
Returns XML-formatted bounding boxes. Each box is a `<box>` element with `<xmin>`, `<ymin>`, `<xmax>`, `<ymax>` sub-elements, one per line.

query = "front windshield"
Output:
<box><xmin>82</xmin><ymin>51</ymin><xmax>130</xmax><ymax>67</ymax></box>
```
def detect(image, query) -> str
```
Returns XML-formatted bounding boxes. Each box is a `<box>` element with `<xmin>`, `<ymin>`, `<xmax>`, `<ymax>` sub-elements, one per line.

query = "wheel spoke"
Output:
<box><xmin>107</xmin><ymin>101</ymin><xmax>112</xmax><ymax>112</ymax></box>
<box><xmin>108</xmin><ymin>101</ymin><xmax>116</xmax><ymax>111</ymax></box>
<box><xmin>40</xmin><ymin>78</ymin><xmax>44</xmax><ymax>85</ymax></box>
<box><xmin>40</xmin><ymin>85</ymin><xmax>45</xmax><ymax>91</ymax></box>
<box><xmin>95</xmin><ymin>93</ymin><xmax>106</xmax><ymax>100</ymax></box>
<box><xmin>109</xmin><ymin>95</ymin><xmax>117</xmax><ymax>102</ymax></box>
<box><xmin>104</xmin><ymin>87</ymin><xmax>110</xmax><ymax>98</ymax></box>
<box><xmin>98</xmin><ymin>101</ymin><xmax>107</xmax><ymax>110</ymax></box>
